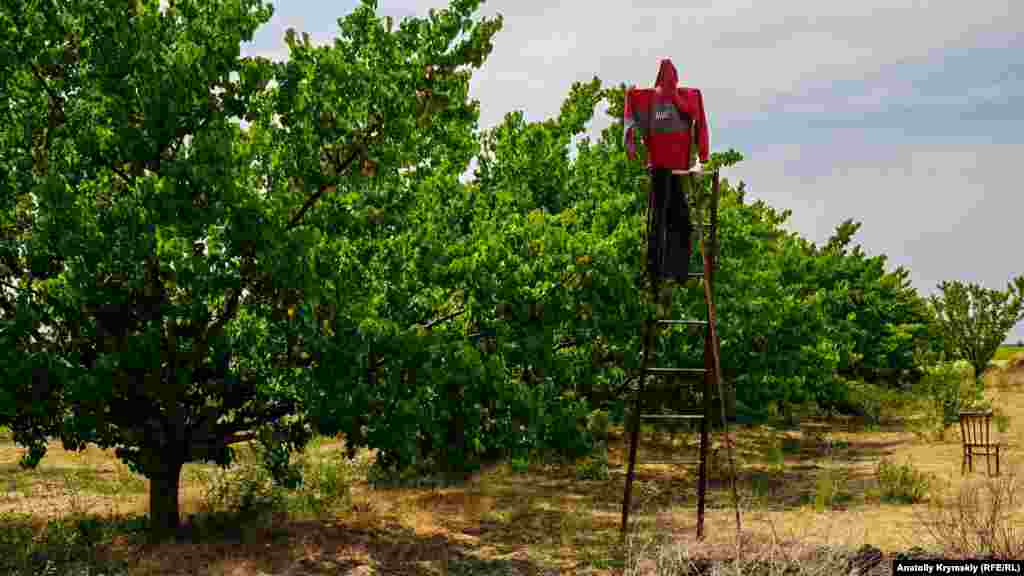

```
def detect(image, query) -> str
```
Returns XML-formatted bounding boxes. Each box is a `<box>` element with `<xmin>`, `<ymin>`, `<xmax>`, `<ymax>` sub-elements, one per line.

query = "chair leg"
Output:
<box><xmin>961</xmin><ymin>451</ymin><xmax>968</xmax><ymax>476</ymax></box>
<box><xmin>995</xmin><ymin>447</ymin><xmax>1000</xmax><ymax>477</ymax></box>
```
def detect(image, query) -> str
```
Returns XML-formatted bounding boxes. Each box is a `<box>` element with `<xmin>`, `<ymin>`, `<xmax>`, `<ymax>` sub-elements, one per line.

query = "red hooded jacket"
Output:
<box><xmin>624</xmin><ymin>59</ymin><xmax>709</xmax><ymax>170</ymax></box>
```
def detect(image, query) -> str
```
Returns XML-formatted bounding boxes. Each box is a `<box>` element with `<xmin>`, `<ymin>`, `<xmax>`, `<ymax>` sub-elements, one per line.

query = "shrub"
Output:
<box><xmin>915</xmin><ymin>361</ymin><xmax>987</xmax><ymax>437</ymax></box>
<box><xmin>841</xmin><ymin>379</ymin><xmax>910</xmax><ymax>424</ymax></box>
<box><xmin>993</xmin><ymin>408</ymin><xmax>1011</xmax><ymax>434</ymax></box>
<box><xmin>509</xmin><ymin>457</ymin><xmax>530</xmax><ymax>474</ymax></box>
<box><xmin>195</xmin><ymin>452</ymin><xmax>289</xmax><ymax>527</ymax></box>
<box><xmin>813</xmin><ymin>468</ymin><xmax>849</xmax><ymax>512</ymax></box>
<box><xmin>919</xmin><ymin>472</ymin><xmax>1023</xmax><ymax>559</ymax></box>
<box><xmin>587</xmin><ymin>409</ymin><xmax>611</xmax><ymax>445</ymax></box>
<box><xmin>814</xmin><ymin>470</ymin><xmax>838</xmax><ymax>512</ymax></box>
<box><xmin>877</xmin><ymin>458</ymin><xmax>933</xmax><ymax>504</ymax></box>
<box><xmin>575</xmin><ymin>445</ymin><xmax>610</xmax><ymax>481</ymax></box>
<box><xmin>762</xmin><ymin>440</ymin><xmax>785</xmax><ymax>473</ymax></box>
<box><xmin>290</xmin><ymin>455</ymin><xmax>352</xmax><ymax>519</ymax></box>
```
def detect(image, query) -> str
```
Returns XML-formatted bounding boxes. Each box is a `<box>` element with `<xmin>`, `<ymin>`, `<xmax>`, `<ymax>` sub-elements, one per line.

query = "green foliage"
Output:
<box><xmin>0</xmin><ymin>0</ymin><xmax>502</xmax><ymax>533</ymax></box>
<box><xmin>199</xmin><ymin>458</ymin><xmax>288</xmax><ymax>523</ymax></box>
<box><xmin>0</xmin><ymin>511</ymin><xmax>139</xmax><ymax>576</ymax></box>
<box><xmin>509</xmin><ymin>457</ymin><xmax>530</xmax><ymax>474</ymax></box>
<box><xmin>763</xmin><ymin>441</ymin><xmax>785</xmax><ymax>473</ymax></box>
<box><xmin>587</xmin><ymin>409</ymin><xmax>610</xmax><ymax>444</ymax></box>
<box><xmin>574</xmin><ymin>444</ymin><xmax>610</xmax><ymax>481</ymax></box>
<box><xmin>915</xmin><ymin>361</ymin><xmax>987</xmax><ymax>435</ymax></box>
<box><xmin>876</xmin><ymin>458</ymin><xmax>934</xmax><ymax>504</ymax></box>
<box><xmin>993</xmin><ymin>408</ymin><xmax>1011</xmax><ymax>434</ymax></box>
<box><xmin>930</xmin><ymin>277</ymin><xmax>1024</xmax><ymax>381</ymax></box>
<box><xmin>814</xmin><ymin>469</ymin><xmax>841</xmax><ymax>512</ymax></box>
<box><xmin>287</xmin><ymin>453</ymin><xmax>353</xmax><ymax>520</ymax></box>
<box><xmin>838</xmin><ymin>379</ymin><xmax>912</xmax><ymax>424</ymax></box>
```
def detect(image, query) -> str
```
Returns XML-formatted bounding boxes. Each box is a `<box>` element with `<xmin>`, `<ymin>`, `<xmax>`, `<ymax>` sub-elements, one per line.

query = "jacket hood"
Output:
<box><xmin>655</xmin><ymin>59</ymin><xmax>679</xmax><ymax>92</ymax></box>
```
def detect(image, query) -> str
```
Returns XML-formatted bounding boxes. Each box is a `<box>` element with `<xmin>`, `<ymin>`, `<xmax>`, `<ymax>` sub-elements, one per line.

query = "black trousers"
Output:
<box><xmin>647</xmin><ymin>168</ymin><xmax>692</xmax><ymax>281</ymax></box>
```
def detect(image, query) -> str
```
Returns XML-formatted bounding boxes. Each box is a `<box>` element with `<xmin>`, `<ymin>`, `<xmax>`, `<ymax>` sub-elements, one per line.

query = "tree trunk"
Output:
<box><xmin>149</xmin><ymin>457</ymin><xmax>184</xmax><ymax>538</ymax></box>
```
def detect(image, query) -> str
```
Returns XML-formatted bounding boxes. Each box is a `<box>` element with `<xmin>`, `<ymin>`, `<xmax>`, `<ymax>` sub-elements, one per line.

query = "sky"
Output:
<box><xmin>241</xmin><ymin>0</ymin><xmax>1024</xmax><ymax>343</ymax></box>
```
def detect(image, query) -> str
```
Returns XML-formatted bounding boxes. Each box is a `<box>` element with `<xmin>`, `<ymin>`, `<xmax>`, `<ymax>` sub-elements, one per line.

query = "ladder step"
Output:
<box><xmin>645</xmin><ymin>367</ymin><xmax>708</xmax><ymax>376</ymax></box>
<box><xmin>687</xmin><ymin>272</ymin><xmax>704</xmax><ymax>280</ymax></box>
<box><xmin>640</xmin><ymin>413</ymin><xmax>704</xmax><ymax>420</ymax></box>
<box><xmin>657</xmin><ymin>319</ymin><xmax>708</xmax><ymax>326</ymax></box>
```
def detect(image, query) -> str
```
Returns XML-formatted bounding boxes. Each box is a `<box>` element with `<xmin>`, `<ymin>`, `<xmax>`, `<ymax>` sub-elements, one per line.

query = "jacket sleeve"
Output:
<box><xmin>693</xmin><ymin>89</ymin><xmax>709</xmax><ymax>163</ymax></box>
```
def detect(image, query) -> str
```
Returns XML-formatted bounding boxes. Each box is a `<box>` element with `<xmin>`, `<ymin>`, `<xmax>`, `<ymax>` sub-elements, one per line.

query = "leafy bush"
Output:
<box><xmin>993</xmin><ymin>408</ymin><xmax>1011</xmax><ymax>434</ymax></box>
<box><xmin>912</xmin><ymin>361</ymin><xmax>988</xmax><ymax>439</ymax></box>
<box><xmin>877</xmin><ymin>458</ymin><xmax>934</xmax><ymax>504</ymax></box>
<box><xmin>763</xmin><ymin>442</ymin><xmax>785</xmax><ymax>473</ymax></box>
<box><xmin>195</xmin><ymin>456</ymin><xmax>288</xmax><ymax>525</ymax></box>
<box><xmin>291</xmin><ymin>455</ymin><xmax>352</xmax><ymax>519</ymax></box>
<box><xmin>840</xmin><ymin>379</ymin><xmax>911</xmax><ymax>424</ymax></box>
<box><xmin>575</xmin><ymin>445</ymin><xmax>610</xmax><ymax>481</ymax></box>
<box><xmin>814</xmin><ymin>470</ymin><xmax>840</xmax><ymax>512</ymax></box>
<box><xmin>509</xmin><ymin>457</ymin><xmax>530</xmax><ymax>474</ymax></box>
<box><xmin>587</xmin><ymin>409</ymin><xmax>611</xmax><ymax>445</ymax></box>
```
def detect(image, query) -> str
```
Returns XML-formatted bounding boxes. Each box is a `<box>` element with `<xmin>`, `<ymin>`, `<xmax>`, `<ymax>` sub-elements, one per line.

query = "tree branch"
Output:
<box><xmin>422</xmin><ymin>306</ymin><xmax>466</xmax><ymax>329</ymax></box>
<box><xmin>28</xmin><ymin>61</ymin><xmax>61</xmax><ymax>106</ymax></box>
<box><xmin>553</xmin><ymin>338</ymin><xmax>577</xmax><ymax>352</ymax></box>
<box><xmin>286</xmin><ymin>117</ymin><xmax>383</xmax><ymax>231</ymax></box>
<box><xmin>203</xmin><ymin>287</ymin><xmax>240</xmax><ymax>345</ymax></box>
<box><xmin>223</xmin><ymin>432</ymin><xmax>257</xmax><ymax>445</ymax></box>
<box><xmin>286</xmin><ymin>149</ymin><xmax>359</xmax><ymax>231</ymax></box>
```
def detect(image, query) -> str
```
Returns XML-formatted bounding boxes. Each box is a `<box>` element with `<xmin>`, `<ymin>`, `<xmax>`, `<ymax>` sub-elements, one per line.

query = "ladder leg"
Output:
<box><xmin>622</xmin><ymin>313</ymin><xmax>657</xmax><ymax>540</ymax></box>
<box><xmin>620</xmin><ymin>390</ymin><xmax>642</xmax><ymax>539</ymax></box>
<box><xmin>697</xmin><ymin>375</ymin><xmax>709</xmax><ymax>540</ymax></box>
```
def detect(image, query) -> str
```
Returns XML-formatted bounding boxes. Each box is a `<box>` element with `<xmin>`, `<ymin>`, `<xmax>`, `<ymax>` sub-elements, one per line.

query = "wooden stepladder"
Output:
<box><xmin>620</xmin><ymin>168</ymin><xmax>741</xmax><ymax>541</ymax></box>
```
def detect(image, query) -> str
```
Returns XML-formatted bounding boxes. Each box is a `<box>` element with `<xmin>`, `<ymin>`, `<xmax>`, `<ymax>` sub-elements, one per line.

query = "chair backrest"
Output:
<box><xmin>959</xmin><ymin>411</ymin><xmax>993</xmax><ymax>446</ymax></box>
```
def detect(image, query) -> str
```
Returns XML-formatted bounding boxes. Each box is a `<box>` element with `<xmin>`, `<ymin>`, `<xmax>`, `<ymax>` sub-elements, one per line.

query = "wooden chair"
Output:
<box><xmin>959</xmin><ymin>410</ymin><xmax>1000</xmax><ymax>476</ymax></box>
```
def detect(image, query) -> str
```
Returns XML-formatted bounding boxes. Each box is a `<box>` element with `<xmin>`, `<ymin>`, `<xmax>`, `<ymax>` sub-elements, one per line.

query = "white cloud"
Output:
<box><xmin>732</xmin><ymin>140</ymin><xmax>1024</xmax><ymax>339</ymax></box>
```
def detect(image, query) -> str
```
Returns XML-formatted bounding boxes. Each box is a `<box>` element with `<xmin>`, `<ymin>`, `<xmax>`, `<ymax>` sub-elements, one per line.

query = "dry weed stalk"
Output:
<box><xmin>624</xmin><ymin>511</ymin><xmax>854</xmax><ymax>576</ymax></box>
<box><xmin>916</xmin><ymin>467</ymin><xmax>1024</xmax><ymax>559</ymax></box>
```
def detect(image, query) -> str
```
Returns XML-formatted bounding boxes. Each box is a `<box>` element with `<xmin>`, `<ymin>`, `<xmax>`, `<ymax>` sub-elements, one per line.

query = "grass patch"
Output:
<box><xmin>0</xmin><ymin>511</ymin><xmax>143</xmax><ymax>576</ymax></box>
<box><xmin>624</xmin><ymin>526</ymin><xmax>859</xmax><ymax>576</ymax></box>
<box><xmin>876</xmin><ymin>458</ymin><xmax>935</xmax><ymax>504</ymax></box>
<box><xmin>993</xmin><ymin>346</ymin><xmax>1024</xmax><ymax>361</ymax></box>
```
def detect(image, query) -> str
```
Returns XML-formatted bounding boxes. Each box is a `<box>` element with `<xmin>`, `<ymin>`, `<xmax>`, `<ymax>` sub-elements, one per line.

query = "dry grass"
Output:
<box><xmin>916</xmin><ymin>469</ymin><xmax>1024</xmax><ymax>559</ymax></box>
<box><xmin>0</xmin><ymin>366</ymin><xmax>1022</xmax><ymax>575</ymax></box>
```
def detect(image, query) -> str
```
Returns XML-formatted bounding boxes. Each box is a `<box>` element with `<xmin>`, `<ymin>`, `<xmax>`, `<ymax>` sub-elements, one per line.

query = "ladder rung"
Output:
<box><xmin>687</xmin><ymin>272</ymin><xmax>704</xmax><ymax>280</ymax></box>
<box><xmin>640</xmin><ymin>413</ymin><xmax>704</xmax><ymax>420</ymax></box>
<box><xmin>641</xmin><ymin>459</ymin><xmax>701</xmax><ymax>466</ymax></box>
<box><xmin>645</xmin><ymin>367</ymin><xmax>707</xmax><ymax>376</ymax></box>
<box><xmin>657</xmin><ymin>319</ymin><xmax>708</xmax><ymax>326</ymax></box>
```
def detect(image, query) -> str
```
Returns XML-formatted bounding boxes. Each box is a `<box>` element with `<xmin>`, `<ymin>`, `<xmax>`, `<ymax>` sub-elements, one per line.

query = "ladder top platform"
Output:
<box><xmin>671</xmin><ymin>168</ymin><xmax>717</xmax><ymax>177</ymax></box>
